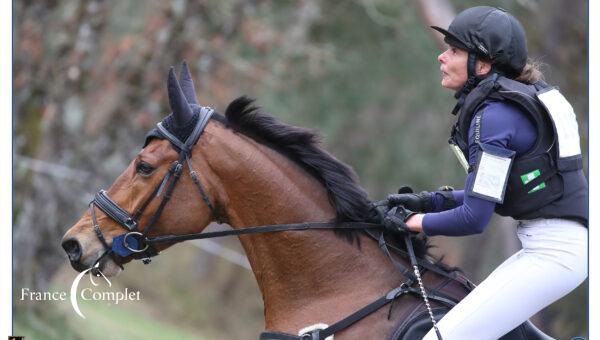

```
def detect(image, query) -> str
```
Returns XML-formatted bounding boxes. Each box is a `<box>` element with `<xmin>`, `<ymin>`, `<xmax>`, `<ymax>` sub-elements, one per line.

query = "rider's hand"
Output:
<box><xmin>386</xmin><ymin>186</ymin><xmax>433</xmax><ymax>213</ymax></box>
<box><xmin>383</xmin><ymin>205</ymin><xmax>418</xmax><ymax>234</ymax></box>
<box><xmin>404</xmin><ymin>214</ymin><xmax>424</xmax><ymax>233</ymax></box>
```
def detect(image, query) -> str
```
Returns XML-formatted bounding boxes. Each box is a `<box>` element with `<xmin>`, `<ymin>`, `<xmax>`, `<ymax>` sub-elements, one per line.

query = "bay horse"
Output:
<box><xmin>61</xmin><ymin>63</ymin><xmax>552</xmax><ymax>339</ymax></box>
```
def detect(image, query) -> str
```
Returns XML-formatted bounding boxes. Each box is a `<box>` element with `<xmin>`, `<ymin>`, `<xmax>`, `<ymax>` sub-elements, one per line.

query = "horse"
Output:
<box><xmin>61</xmin><ymin>63</ymin><xmax>552</xmax><ymax>339</ymax></box>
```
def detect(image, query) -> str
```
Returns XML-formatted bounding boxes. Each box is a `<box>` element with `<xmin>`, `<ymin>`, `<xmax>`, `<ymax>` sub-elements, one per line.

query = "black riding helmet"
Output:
<box><xmin>432</xmin><ymin>6</ymin><xmax>528</xmax><ymax>79</ymax></box>
<box><xmin>432</xmin><ymin>7</ymin><xmax>528</xmax><ymax>114</ymax></box>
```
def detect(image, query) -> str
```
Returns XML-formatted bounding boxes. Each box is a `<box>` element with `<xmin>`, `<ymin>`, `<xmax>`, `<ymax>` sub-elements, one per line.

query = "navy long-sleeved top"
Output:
<box><xmin>422</xmin><ymin>100</ymin><xmax>537</xmax><ymax>236</ymax></box>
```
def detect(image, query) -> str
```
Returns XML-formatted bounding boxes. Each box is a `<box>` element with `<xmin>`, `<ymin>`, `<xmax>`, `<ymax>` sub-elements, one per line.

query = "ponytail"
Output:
<box><xmin>514</xmin><ymin>59</ymin><xmax>545</xmax><ymax>84</ymax></box>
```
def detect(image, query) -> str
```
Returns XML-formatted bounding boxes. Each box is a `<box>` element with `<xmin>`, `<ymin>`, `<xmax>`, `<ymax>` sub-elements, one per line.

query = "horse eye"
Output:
<box><xmin>136</xmin><ymin>162</ymin><xmax>155</xmax><ymax>176</ymax></box>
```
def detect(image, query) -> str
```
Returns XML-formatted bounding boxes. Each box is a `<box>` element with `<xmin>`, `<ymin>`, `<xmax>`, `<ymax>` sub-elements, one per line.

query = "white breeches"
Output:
<box><xmin>423</xmin><ymin>218</ymin><xmax>588</xmax><ymax>340</ymax></box>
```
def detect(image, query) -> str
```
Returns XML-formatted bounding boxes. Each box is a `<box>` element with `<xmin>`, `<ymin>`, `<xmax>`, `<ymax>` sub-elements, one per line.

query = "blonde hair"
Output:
<box><xmin>514</xmin><ymin>59</ymin><xmax>545</xmax><ymax>84</ymax></box>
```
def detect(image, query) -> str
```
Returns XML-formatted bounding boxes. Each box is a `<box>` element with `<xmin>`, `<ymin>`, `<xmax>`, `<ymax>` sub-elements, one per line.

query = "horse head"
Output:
<box><xmin>61</xmin><ymin>62</ymin><xmax>222</xmax><ymax>276</ymax></box>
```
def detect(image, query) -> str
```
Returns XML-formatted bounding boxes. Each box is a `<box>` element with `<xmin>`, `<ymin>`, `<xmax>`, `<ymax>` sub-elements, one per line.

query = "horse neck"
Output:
<box><xmin>202</xmin><ymin>123</ymin><xmax>406</xmax><ymax>330</ymax></box>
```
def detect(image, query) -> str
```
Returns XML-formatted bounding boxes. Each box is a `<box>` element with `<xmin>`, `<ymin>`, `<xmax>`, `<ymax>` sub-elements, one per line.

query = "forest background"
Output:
<box><xmin>13</xmin><ymin>1</ymin><xmax>588</xmax><ymax>339</ymax></box>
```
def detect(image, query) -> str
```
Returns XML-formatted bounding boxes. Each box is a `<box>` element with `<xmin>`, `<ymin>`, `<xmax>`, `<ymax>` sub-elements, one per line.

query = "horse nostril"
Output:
<box><xmin>62</xmin><ymin>238</ymin><xmax>82</xmax><ymax>263</ymax></box>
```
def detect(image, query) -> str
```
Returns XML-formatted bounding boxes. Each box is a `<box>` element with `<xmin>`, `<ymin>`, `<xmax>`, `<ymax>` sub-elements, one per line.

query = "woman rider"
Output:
<box><xmin>385</xmin><ymin>6</ymin><xmax>588</xmax><ymax>340</ymax></box>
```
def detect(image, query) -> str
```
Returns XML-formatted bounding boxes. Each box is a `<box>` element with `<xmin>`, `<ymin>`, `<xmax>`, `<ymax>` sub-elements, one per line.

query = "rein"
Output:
<box><xmin>88</xmin><ymin>106</ymin><xmax>450</xmax><ymax>340</ymax></box>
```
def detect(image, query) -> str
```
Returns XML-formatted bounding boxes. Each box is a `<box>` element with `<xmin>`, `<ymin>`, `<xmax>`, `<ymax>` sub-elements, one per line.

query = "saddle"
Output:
<box><xmin>393</xmin><ymin>308</ymin><xmax>554</xmax><ymax>340</ymax></box>
<box><xmin>390</xmin><ymin>274</ymin><xmax>554</xmax><ymax>340</ymax></box>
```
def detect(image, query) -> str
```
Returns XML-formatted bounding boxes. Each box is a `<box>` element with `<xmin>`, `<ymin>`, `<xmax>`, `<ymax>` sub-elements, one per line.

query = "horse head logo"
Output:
<box><xmin>69</xmin><ymin>264</ymin><xmax>111</xmax><ymax>319</ymax></box>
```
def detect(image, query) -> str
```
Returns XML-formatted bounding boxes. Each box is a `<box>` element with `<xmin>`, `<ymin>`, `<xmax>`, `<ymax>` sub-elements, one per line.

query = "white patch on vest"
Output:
<box><xmin>472</xmin><ymin>151</ymin><xmax>512</xmax><ymax>202</ymax></box>
<box><xmin>537</xmin><ymin>89</ymin><xmax>582</xmax><ymax>158</ymax></box>
<box><xmin>298</xmin><ymin>323</ymin><xmax>333</xmax><ymax>340</ymax></box>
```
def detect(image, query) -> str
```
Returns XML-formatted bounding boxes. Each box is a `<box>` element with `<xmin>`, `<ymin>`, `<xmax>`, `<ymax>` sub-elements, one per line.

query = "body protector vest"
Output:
<box><xmin>449</xmin><ymin>74</ymin><xmax>588</xmax><ymax>225</ymax></box>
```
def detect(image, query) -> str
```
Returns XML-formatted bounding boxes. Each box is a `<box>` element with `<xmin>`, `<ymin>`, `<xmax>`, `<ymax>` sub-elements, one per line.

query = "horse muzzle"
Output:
<box><xmin>61</xmin><ymin>237</ymin><xmax>87</xmax><ymax>272</ymax></box>
<box><xmin>61</xmin><ymin>234</ymin><xmax>123</xmax><ymax>276</ymax></box>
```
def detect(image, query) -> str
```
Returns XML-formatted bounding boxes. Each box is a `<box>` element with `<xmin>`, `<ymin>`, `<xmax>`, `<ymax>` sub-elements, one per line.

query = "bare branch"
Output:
<box><xmin>14</xmin><ymin>154</ymin><xmax>91</xmax><ymax>183</ymax></box>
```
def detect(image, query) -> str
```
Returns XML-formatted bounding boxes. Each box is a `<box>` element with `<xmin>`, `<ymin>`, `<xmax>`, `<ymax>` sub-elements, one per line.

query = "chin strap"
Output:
<box><xmin>451</xmin><ymin>53</ymin><xmax>479</xmax><ymax>116</ymax></box>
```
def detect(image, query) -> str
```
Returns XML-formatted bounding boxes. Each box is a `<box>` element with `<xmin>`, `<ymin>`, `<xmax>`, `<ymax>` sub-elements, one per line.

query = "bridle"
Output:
<box><xmin>89</xmin><ymin>106</ymin><xmax>217</xmax><ymax>266</ymax></box>
<box><xmin>88</xmin><ymin>106</ymin><xmax>386</xmax><ymax>266</ymax></box>
<box><xmin>87</xmin><ymin>106</ymin><xmax>452</xmax><ymax>340</ymax></box>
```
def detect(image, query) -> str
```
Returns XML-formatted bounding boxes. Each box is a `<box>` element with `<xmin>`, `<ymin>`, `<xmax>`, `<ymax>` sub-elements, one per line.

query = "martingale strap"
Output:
<box><xmin>260</xmin><ymin>284</ymin><xmax>413</xmax><ymax>340</ymax></box>
<box><xmin>260</xmin><ymin>282</ymin><xmax>458</xmax><ymax>340</ymax></box>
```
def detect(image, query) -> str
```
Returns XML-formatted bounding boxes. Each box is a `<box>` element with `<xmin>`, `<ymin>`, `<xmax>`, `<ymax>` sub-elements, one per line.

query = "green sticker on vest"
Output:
<box><xmin>520</xmin><ymin>169</ymin><xmax>546</xmax><ymax>194</ymax></box>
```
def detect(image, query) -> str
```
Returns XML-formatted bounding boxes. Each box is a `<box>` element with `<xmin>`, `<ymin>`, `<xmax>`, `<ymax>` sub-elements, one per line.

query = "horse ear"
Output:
<box><xmin>179</xmin><ymin>61</ymin><xmax>199</xmax><ymax>105</ymax></box>
<box><xmin>167</xmin><ymin>67</ymin><xmax>194</xmax><ymax>127</ymax></box>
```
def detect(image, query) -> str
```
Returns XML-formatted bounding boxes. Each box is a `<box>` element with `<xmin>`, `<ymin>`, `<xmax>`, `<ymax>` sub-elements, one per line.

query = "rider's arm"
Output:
<box><xmin>419</xmin><ymin>101</ymin><xmax>537</xmax><ymax>236</ymax></box>
<box><xmin>422</xmin><ymin>174</ymin><xmax>495</xmax><ymax>235</ymax></box>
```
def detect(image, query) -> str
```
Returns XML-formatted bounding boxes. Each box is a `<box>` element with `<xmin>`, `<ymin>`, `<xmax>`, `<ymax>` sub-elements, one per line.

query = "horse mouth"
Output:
<box><xmin>67</xmin><ymin>250</ymin><xmax>123</xmax><ymax>277</ymax></box>
<box><xmin>96</xmin><ymin>252</ymin><xmax>124</xmax><ymax>276</ymax></box>
<box><xmin>68</xmin><ymin>260</ymin><xmax>89</xmax><ymax>273</ymax></box>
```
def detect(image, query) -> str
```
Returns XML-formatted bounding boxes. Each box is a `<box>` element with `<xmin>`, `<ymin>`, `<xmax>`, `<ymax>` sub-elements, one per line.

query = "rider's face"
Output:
<box><xmin>438</xmin><ymin>45</ymin><xmax>469</xmax><ymax>91</ymax></box>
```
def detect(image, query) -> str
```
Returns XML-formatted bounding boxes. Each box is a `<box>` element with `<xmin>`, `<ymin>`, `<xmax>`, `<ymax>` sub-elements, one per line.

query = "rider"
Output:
<box><xmin>385</xmin><ymin>6</ymin><xmax>588</xmax><ymax>339</ymax></box>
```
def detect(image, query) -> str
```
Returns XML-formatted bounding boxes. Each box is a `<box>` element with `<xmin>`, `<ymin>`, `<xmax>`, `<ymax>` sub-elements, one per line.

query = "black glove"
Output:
<box><xmin>387</xmin><ymin>186</ymin><xmax>433</xmax><ymax>213</ymax></box>
<box><xmin>383</xmin><ymin>205</ymin><xmax>416</xmax><ymax>234</ymax></box>
<box><xmin>369</xmin><ymin>199</ymin><xmax>390</xmax><ymax>225</ymax></box>
<box><xmin>387</xmin><ymin>185</ymin><xmax>458</xmax><ymax>213</ymax></box>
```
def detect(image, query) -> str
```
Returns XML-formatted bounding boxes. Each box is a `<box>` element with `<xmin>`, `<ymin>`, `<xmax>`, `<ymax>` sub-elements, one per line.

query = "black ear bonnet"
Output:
<box><xmin>143</xmin><ymin>105</ymin><xmax>205</xmax><ymax>149</ymax></box>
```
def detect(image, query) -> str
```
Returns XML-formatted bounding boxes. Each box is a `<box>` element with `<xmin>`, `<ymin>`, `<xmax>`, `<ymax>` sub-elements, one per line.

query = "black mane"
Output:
<box><xmin>221</xmin><ymin>97</ymin><xmax>371</xmax><ymax>230</ymax></box>
<box><xmin>217</xmin><ymin>96</ymin><xmax>433</xmax><ymax>257</ymax></box>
